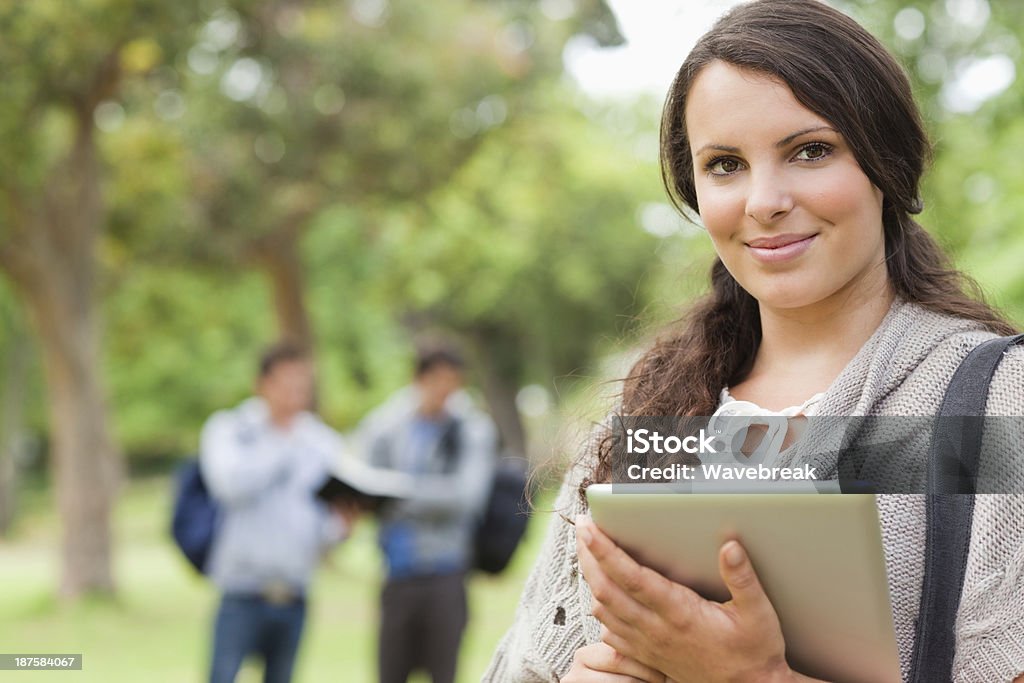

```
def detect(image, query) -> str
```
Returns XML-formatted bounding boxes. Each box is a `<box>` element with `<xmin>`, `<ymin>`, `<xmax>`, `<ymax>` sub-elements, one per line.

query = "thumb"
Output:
<box><xmin>718</xmin><ymin>540</ymin><xmax>772</xmax><ymax>615</ymax></box>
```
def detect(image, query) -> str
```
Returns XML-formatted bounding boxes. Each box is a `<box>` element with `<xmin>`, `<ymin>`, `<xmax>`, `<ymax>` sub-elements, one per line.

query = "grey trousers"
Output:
<box><xmin>378</xmin><ymin>572</ymin><xmax>468</xmax><ymax>683</ymax></box>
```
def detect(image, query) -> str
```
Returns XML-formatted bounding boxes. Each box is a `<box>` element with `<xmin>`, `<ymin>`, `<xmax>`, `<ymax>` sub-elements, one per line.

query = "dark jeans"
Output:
<box><xmin>378</xmin><ymin>572</ymin><xmax>468</xmax><ymax>683</ymax></box>
<box><xmin>209</xmin><ymin>593</ymin><xmax>306</xmax><ymax>683</ymax></box>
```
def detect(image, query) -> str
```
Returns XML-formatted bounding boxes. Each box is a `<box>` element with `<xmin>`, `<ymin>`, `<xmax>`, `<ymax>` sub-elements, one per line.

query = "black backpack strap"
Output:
<box><xmin>438</xmin><ymin>417</ymin><xmax>462</xmax><ymax>474</ymax></box>
<box><xmin>929</xmin><ymin>334</ymin><xmax>1024</xmax><ymax>494</ymax></box>
<box><xmin>910</xmin><ymin>334</ymin><xmax>1024</xmax><ymax>683</ymax></box>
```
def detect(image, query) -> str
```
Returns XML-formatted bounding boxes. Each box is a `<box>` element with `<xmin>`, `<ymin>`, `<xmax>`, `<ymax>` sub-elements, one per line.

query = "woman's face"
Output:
<box><xmin>685</xmin><ymin>61</ymin><xmax>887</xmax><ymax>312</ymax></box>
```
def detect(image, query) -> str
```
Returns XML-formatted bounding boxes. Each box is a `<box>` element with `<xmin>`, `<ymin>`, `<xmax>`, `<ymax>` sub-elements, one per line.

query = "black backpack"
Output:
<box><xmin>474</xmin><ymin>456</ymin><xmax>531</xmax><ymax>574</ymax></box>
<box><xmin>170</xmin><ymin>458</ymin><xmax>221</xmax><ymax>575</ymax></box>
<box><xmin>439</xmin><ymin>418</ymin><xmax>531</xmax><ymax>575</ymax></box>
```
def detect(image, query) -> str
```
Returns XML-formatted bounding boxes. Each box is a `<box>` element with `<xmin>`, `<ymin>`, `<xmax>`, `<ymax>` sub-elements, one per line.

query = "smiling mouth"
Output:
<box><xmin>746</xmin><ymin>233</ymin><xmax>818</xmax><ymax>249</ymax></box>
<box><xmin>745</xmin><ymin>233</ymin><xmax>818</xmax><ymax>263</ymax></box>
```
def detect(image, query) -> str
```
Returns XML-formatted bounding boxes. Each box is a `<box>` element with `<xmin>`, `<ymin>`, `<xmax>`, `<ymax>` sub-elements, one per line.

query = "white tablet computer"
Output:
<box><xmin>585</xmin><ymin>484</ymin><xmax>900</xmax><ymax>683</ymax></box>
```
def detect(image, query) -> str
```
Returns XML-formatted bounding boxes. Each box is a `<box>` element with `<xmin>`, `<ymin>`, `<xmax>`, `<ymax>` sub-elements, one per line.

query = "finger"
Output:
<box><xmin>577</xmin><ymin>526</ymin><xmax>649</xmax><ymax>629</ymax></box>
<box><xmin>586</xmin><ymin>641</ymin><xmax>666</xmax><ymax>683</ymax></box>
<box><xmin>589</xmin><ymin>591</ymin><xmax>640</xmax><ymax>647</ymax></box>
<box><xmin>571</xmin><ymin>641</ymin><xmax>662</xmax><ymax>683</ymax></box>
<box><xmin>577</xmin><ymin>515</ymin><xmax>675</xmax><ymax>611</ymax></box>
<box><xmin>567</xmin><ymin>670</ymin><xmax>653</xmax><ymax>683</ymax></box>
<box><xmin>718</xmin><ymin>540</ymin><xmax>773</xmax><ymax>616</ymax></box>
<box><xmin>598</xmin><ymin>625</ymin><xmax>654</xmax><ymax>675</ymax></box>
<box><xmin>598</xmin><ymin>624</ymin><xmax>638</xmax><ymax>661</ymax></box>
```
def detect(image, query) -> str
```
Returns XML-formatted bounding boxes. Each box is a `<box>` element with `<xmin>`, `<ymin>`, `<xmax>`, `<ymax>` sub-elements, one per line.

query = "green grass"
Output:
<box><xmin>0</xmin><ymin>476</ymin><xmax>552</xmax><ymax>682</ymax></box>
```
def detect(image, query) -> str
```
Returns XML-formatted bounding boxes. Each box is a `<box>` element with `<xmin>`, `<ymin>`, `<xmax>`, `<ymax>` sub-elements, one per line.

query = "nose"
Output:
<box><xmin>744</xmin><ymin>168</ymin><xmax>794</xmax><ymax>225</ymax></box>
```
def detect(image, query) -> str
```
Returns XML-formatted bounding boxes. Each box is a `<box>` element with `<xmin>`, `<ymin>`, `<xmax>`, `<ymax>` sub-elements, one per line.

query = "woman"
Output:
<box><xmin>484</xmin><ymin>1</ymin><xmax>1024</xmax><ymax>681</ymax></box>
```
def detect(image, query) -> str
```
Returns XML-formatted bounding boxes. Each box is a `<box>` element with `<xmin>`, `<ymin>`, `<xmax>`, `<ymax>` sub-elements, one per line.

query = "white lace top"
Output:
<box><xmin>708</xmin><ymin>388</ymin><xmax>826</xmax><ymax>465</ymax></box>
<box><xmin>715</xmin><ymin>387</ymin><xmax>826</xmax><ymax>417</ymax></box>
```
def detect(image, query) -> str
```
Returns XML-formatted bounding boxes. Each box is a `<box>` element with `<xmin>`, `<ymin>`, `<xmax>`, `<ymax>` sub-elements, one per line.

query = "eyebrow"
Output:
<box><xmin>693</xmin><ymin>126</ymin><xmax>837</xmax><ymax>157</ymax></box>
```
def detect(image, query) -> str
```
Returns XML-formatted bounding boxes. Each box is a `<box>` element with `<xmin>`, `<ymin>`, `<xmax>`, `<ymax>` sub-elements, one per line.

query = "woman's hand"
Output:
<box><xmin>564</xmin><ymin>639</ymin><xmax>667</xmax><ymax>683</ymax></box>
<box><xmin>576</xmin><ymin>515</ymin><xmax>803</xmax><ymax>683</ymax></box>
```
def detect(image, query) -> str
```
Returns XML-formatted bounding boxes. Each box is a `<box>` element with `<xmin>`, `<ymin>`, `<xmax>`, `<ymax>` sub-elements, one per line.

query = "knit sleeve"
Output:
<box><xmin>482</xmin><ymin>427</ymin><xmax>606</xmax><ymax>682</ymax></box>
<box><xmin>954</xmin><ymin>348</ymin><xmax>1024</xmax><ymax>682</ymax></box>
<box><xmin>953</xmin><ymin>495</ymin><xmax>1024</xmax><ymax>683</ymax></box>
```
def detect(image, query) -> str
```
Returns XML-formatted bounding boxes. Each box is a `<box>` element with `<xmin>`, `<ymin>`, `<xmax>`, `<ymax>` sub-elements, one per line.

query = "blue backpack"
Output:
<box><xmin>171</xmin><ymin>458</ymin><xmax>221</xmax><ymax>574</ymax></box>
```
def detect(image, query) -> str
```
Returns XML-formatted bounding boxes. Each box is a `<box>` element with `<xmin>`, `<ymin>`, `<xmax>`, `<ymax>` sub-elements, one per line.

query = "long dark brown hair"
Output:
<box><xmin>588</xmin><ymin>0</ymin><xmax>1017</xmax><ymax>488</ymax></box>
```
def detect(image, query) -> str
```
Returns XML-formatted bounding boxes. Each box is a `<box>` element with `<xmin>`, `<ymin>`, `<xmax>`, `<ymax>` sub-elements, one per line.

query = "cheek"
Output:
<box><xmin>807</xmin><ymin>174</ymin><xmax>888</xmax><ymax>277</ymax></box>
<box><xmin>807</xmin><ymin>165</ymin><xmax>882</xmax><ymax>224</ymax></box>
<box><xmin>285</xmin><ymin>378</ymin><xmax>311</xmax><ymax>401</ymax></box>
<box><xmin>694</xmin><ymin>181</ymin><xmax>745</xmax><ymax>243</ymax></box>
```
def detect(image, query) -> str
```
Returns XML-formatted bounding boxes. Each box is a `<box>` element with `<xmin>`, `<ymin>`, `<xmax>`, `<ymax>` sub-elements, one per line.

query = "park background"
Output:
<box><xmin>1</xmin><ymin>0</ymin><xmax>1023</xmax><ymax>680</ymax></box>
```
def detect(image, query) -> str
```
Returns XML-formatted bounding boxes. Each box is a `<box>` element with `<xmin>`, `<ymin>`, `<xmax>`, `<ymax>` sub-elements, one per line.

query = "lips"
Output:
<box><xmin>745</xmin><ymin>233</ymin><xmax>818</xmax><ymax>264</ymax></box>
<box><xmin>746</xmin><ymin>233</ymin><xmax>817</xmax><ymax>249</ymax></box>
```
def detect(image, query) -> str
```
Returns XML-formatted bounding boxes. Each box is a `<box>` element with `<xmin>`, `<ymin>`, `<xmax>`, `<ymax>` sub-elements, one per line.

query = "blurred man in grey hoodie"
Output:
<box><xmin>359</xmin><ymin>346</ymin><xmax>498</xmax><ymax>683</ymax></box>
<box><xmin>200</xmin><ymin>342</ymin><xmax>354</xmax><ymax>683</ymax></box>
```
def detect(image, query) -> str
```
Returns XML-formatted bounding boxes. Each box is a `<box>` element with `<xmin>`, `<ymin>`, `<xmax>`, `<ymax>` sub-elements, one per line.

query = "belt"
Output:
<box><xmin>261</xmin><ymin>580</ymin><xmax>303</xmax><ymax>606</ymax></box>
<box><xmin>227</xmin><ymin>581</ymin><xmax>305</xmax><ymax>606</ymax></box>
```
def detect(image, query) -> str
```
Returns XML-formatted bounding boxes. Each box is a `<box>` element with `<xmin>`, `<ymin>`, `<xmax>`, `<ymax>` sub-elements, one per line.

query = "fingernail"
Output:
<box><xmin>724</xmin><ymin>541</ymin><xmax>745</xmax><ymax>568</ymax></box>
<box><xmin>576</xmin><ymin>516</ymin><xmax>593</xmax><ymax>545</ymax></box>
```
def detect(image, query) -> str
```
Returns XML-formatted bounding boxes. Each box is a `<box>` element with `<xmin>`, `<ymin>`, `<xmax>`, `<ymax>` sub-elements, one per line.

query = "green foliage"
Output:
<box><xmin>108</xmin><ymin>0</ymin><xmax>620</xmax><ymax>260</ymax></box>
<box><xmin>0</xmin><ymin>279</ymin><xmax>46</xmax><ymax>441</ymax></box>
<box><xmin>102</xmin><ymin>266</ymin><xmax>274</xmax><ymax>456</ymax></box>
<box><xmin>0</xmin><ymin>1</ymin><xmax>201</xmax><ymax>190</ymax></box>
<box><xmin>371</xmin><ymin>92</ymin><xmax>664</xmax><ymax>381</ymax></box>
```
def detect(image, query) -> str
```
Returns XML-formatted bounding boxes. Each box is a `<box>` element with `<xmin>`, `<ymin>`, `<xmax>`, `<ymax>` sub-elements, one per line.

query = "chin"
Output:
<box><xmin>745</xmin><ymin>282</ymin><xmax>829</xmax><ymax>311</ymax></box>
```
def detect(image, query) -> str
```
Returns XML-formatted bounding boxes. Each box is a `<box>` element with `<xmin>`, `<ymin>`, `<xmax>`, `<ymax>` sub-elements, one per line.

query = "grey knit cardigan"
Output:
<box><xmin>484</xmin><ymin>300</ymin><xmax>1024</xmax><ymax>683</ymax></box>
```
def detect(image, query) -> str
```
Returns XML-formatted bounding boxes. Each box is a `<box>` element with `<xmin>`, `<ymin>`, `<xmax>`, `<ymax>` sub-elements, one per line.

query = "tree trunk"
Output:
<box><xmin>252</xmin><ymin>228</ymin><xmax>323</xmax><ymax>411</ymax></box>
<box><xmin>27</xmin><ymin>274</ymin><xmax>119</xmax><ymax>597</ymax></box>
<box><xmin>255</xmin><ymin>231</ymin><xmax>313</xmax><ymax>350</ymax></box>
<box><xmin>466</xmin><ymin>327</ymin><xmax>528</xmax><ymax>459</ymax></box>
<box><xmin>0</xmin><ymin>315</ymin><xmax>30</xmax><ymax>537</ymax></box>
<box><xmin>1</xmin><ymin>111</ymin><xmax>120</xmax><ymax>598</ymax></box>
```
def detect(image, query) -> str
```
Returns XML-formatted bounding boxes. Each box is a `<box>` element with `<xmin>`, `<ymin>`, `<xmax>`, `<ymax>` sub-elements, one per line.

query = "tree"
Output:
<box><xmin>0</xmin><ymin>1</ymin><xmax>201</xmax><ymax>597</ymax></box>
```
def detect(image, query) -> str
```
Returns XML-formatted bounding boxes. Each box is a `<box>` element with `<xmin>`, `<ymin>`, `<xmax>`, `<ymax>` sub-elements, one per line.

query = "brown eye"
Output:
<box><xmin>795</xmin><ymin>143</ymin><xmax>832</xmax><ymax>161</ymax></box>
<box><xmin>708</xmin><ymin>157</ymin><xmax>742</xmax><ymax>175</ymax></box>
